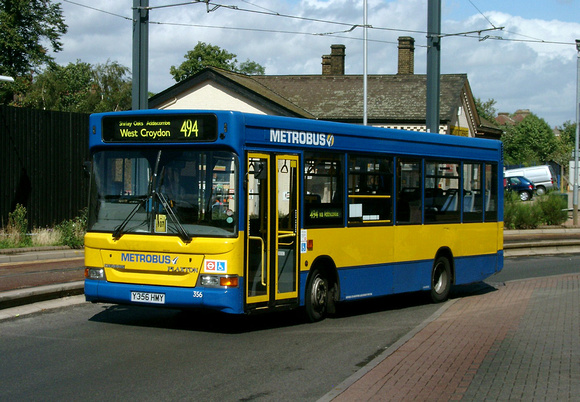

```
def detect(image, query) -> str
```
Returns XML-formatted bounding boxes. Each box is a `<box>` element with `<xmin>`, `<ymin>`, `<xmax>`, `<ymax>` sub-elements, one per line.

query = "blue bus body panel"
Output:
<box><xmin>85</xmin><ymin>279</ymin><xmax>244</xmax><ymax>314</ymax></box>
<box><xmin>298</xmin><ymin>251</ymin><xmax>503</xmax><ymax>305</ymax></box>
<box><xmin>454</xmin><ymin>253</ymin><xmax>501</xmax><ymax>284</ymax></box>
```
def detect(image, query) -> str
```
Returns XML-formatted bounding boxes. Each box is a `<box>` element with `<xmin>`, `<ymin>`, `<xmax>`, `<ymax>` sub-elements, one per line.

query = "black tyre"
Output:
<box><xmin>430</xmin><ymin>256</ymin><xmax>451</xmax><ymax>303</ymax></box>
<box><xmin>305</xmin><ymin>269</ymin><xmax>329</xmax><ymax>322</ymax></box>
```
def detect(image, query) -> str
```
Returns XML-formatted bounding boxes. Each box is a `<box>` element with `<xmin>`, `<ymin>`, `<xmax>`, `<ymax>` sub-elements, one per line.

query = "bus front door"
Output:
<box><xmin>246</xmin><ymin>153</ymin><xmax>299</xmax><ymax>310</ymax></box>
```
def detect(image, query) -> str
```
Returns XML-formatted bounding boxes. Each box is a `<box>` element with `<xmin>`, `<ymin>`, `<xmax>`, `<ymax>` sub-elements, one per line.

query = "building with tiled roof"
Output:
<box><xmin>149</xmin><ymin>37</ymin><xmax>501</xmax><ymax>140</ymax></box>
<box><xmin>495</xmin><ymin>109</ymin><xmax>532</xmax><ymax>126</ymax></box>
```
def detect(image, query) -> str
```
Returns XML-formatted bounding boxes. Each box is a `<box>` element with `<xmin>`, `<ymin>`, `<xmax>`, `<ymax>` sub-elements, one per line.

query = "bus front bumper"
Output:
<box><xmin>84</xmin><ymin>279</ymin><xmax>244</xmax><ymax>314</ymax></box>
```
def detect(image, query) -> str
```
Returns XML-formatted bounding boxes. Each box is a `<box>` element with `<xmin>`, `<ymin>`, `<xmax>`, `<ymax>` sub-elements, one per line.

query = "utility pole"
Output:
<box><xmin>426</xmin><ymin>0</ymin><xmax>441</xmax><ymax>134</ymax></box>
<box><xmin>573</xmin><ymin>39</ymin><xmax>580</xmax><ymax>225</ymax></box>
<box><xmin>132</xmin><ymin>0</ymin><xmax>149</xmax><ymax>110</ymax></box>
<box><xmin>363</xmin><ymin>0</ymin><xmax>368</xmax><ymax>126</ymax></box>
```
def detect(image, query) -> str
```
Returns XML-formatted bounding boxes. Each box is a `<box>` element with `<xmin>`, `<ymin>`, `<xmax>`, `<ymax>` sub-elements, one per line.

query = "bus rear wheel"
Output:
<box><xmin>430</xmin><ymin>256</ymin><xmax>451</xmax><ymax>303</ymax></box>
<box><xmin>305</xmin><ymin>269</ymin><xmax>329</xmax><ymax>322</ymax></box>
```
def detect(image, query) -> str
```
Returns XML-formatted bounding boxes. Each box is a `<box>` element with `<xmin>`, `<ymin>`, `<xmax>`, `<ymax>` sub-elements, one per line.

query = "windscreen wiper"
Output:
<box><xmin>112</xmin><ymin>197</ymin><xmax>148</xmax><ymax>240</ymax></box>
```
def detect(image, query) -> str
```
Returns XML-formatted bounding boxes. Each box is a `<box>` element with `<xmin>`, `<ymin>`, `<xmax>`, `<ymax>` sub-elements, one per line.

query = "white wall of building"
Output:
<box><xmin>155</xmin><ymin>81</ymin><xmax>274</xmax><ymax>115</ymax></box>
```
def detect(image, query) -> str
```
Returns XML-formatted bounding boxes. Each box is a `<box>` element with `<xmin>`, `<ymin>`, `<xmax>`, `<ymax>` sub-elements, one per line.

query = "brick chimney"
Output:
<box><xmin>397</xmin><ymin>36</ymin><xmax>415</xmax><ymax>75</ymax></box>
<box><xmin>322</xmin><ymin>55</ymin><xmax>332</xmax><ymax>75</ymax></box>
<box><xmin>322</xmin><ymin>44</ymin><xmax>346</xmax><ymax>75</ymax></box>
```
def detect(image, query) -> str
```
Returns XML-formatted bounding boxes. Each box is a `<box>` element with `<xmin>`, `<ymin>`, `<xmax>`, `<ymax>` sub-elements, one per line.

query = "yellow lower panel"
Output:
<box><xmin>301</xmin><ymin>222</ymin><xmax>502</xmax><ymax>270</ymax></box>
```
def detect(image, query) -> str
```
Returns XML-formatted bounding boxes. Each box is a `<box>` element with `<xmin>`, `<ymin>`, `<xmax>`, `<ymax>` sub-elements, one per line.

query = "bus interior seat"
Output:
<box><xmin>441</xmin><ymin>190</ymin><xmax>458</xmax><ymax>211</ymax></box>
<box><xmin>463</xmin><ymin>194</ymin><xmax>474</xmax><ymax>212</ymax></box>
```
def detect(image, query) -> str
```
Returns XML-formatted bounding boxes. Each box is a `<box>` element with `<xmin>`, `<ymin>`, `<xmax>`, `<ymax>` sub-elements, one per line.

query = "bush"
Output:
<box><xmin>504</xmin><ymin>192</ymin><xmax>568</xmax><ymax>229</ymax></box>
<box><xmin>536</xmin><ymin>193</ymin><xmax>568</xmax><ymax>225</ymax></box>
<box><xmin>0</xmin><ymin>206</ymin><xmax>87</xmax><ymax>249</ymax></box>
<box><xmin>56</xmin><ymin>208</ymin><xmax>87</xmax><ymax>249</ymax></box>
<box><xmin>504</xmin><ymin>193</ymin><xmax>542</xmax><ymax>229</ymax></box>
<box><xmin>1</xmin><ymin>204</ymin><xmax>32</xmax><ymax>248</ymax></box>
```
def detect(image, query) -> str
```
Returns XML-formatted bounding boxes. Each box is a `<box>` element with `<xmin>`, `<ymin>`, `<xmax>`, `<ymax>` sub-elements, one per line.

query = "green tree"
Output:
<box><xmin>551</xmin><ymin>120</ymin><xmax>576</xmax><ymax>167</ymax></box>
<box><xmin>475</xmin><ymin>98</ymin><xmax>498</xmax><ymax>124</ymax></box>
<box><xmin>557</xmin><ymin>120</ymin><xmax>577</xmax><ymax>149</ymax></box>
<box><xmin>238</xmin><ymin>59</ymin><xmax>266</xmax><ymax>75</ymax></box>
<box><xmin>502</xmin><ymin>113</ymin><xmax>557</xmax><ymax>165</ymax></box>
<box><xmin>88</xmin><ymin>61</ymin><xmax>132</xmax><ymax>112</ymax></box>
<box><xmin>0</xmin><ymin>0</ymin><xmax>67</xmax><ymax>103</ymax></box>
<box><xmin>170</xmin><ymin>42</ymin><xmax>265</xmax><ymax>82</ymax></box>
<box><xmin>16</xmin><ymin>61</ymin><xmax>92</xmax><ymax>111</ymax></box>
<box><xmin>17</xmin><ymin>60</ymin><xmax>132</xmax><ymax>113</ymax></box>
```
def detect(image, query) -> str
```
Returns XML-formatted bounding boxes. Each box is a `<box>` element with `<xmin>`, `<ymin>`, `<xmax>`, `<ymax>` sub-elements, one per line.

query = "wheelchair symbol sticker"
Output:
<box><xmin>205</xmin><ymin>260</ymin><xmax>227</xmax><ymax>273</ymax></box>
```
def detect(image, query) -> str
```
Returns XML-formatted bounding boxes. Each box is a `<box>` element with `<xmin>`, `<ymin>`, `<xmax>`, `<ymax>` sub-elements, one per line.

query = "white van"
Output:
<box><xmin>504</xmin><ymin>165</ymin><xmax>556</xmax><ymax>195</ymax></box>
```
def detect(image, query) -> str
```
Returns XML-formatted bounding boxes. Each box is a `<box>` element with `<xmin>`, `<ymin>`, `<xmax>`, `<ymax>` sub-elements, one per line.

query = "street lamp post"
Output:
<box><xmin>574</xmin><ymin>39</ymin><xmax>580</xmax><ymax>226</ymax></box>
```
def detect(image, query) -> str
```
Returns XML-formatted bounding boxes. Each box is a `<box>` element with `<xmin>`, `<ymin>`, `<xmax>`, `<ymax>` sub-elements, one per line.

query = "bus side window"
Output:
<box><xmin>484</xmin><ymin>163</ymin><xmax>499</xmax><ymax>221</ymax></box>
<box><xmin>347</xmin><ymin>155</ymin><xmax>393</xmax><ymax>225</ymax></box>
<box><xmin>396</xmin><ymin>159</ymin><xmax>422</xmax><ymax>224</ymax></box>
<box><xmin>424</xmin><ymin>161</ymin><xmax>460</xmax><ymax>223</ymax></box>
<box><xmin>304</xmin><ymin>152</ymin><xmax>344</xmax><ymax>228</ymax></box>
<box><xmin>463</xmin><ymin>163</ymin><xmax>483</xmax><ymax>223</ymax></box>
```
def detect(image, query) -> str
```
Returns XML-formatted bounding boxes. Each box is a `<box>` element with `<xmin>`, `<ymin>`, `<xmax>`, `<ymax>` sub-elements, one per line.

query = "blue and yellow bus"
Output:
<box><xmin>84</xmin><ymin>110</ymin><xmax>503</xmax><ymax>321</ymax></box>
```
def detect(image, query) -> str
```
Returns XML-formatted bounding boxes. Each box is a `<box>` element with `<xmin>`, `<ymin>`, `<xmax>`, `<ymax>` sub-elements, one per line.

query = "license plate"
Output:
<box><xmin>130</xmin><ymin>291</ymin><xmax>165</xmax><ymax>304</ymax></box>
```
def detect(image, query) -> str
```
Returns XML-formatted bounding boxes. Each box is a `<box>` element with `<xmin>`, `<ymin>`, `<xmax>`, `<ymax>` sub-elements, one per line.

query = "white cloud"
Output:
<box><xmin>52</xmin><ymin>0</ymin><xmax>579</xmax><ymax>126</ymax></box>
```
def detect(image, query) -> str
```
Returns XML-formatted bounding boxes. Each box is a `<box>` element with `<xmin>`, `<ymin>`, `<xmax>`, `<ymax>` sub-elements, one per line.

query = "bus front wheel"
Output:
<box><xmin>305</xmin><ymin>269</ymin><xmax>329</xmax><ymax>322</ymax></box>
<box><xmin>430</xmin><ymin>256</ymin><xmax>451</xmax><ymax>303</ymax></box>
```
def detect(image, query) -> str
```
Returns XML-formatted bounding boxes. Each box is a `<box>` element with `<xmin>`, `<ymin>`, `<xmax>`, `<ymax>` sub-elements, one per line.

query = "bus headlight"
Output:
<box><xmin>199</xmin><ymin>275</ymin><xmax>239</xmax><ymax>288</ymax></box>
<box><xmin>85</xmin><ymin>267</ymin><xmax>105</xmax><ymax>280</ymax></box>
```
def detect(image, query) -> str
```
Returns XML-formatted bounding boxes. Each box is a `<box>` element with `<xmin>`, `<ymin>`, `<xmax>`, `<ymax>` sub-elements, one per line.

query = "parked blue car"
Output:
<box><xmin>504</xmin><ymin>176</ymin><xmax>536</xmax><ymax>201</ymax></box>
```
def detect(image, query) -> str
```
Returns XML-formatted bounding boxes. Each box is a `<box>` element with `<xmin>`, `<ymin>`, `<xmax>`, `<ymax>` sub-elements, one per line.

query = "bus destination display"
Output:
<box><xmin>102</xmin><ymin>114</ymin><xmax>218</xmax><ymax>142</ymax></box>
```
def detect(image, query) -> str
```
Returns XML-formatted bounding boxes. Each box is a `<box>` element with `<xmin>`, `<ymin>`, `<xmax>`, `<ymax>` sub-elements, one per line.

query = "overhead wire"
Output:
<box><xmin>147</xmin><ymin>19</ymin><xmax>405</xmax><ymax>46</ymax></box>
<box><xmin>468</xmin><ymin>0</ymin><xmax>498</xmax><ymax>29</ymax></box>
<box><xmin>61</xmin><ymin>0</ymin><xmax>132</xmax><ymax>21</ymax></box>
<box><xmin>62</xmin><ymin>0</ymin><xmax>577</xmax><ymax>48</ymax></box>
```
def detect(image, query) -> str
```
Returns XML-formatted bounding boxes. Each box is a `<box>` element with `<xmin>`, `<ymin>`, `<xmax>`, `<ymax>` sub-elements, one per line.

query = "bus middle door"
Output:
<box><xmin>246</xmin><ymin>153</ymin><xmax>299</xmax><ymax>310</ymax></box>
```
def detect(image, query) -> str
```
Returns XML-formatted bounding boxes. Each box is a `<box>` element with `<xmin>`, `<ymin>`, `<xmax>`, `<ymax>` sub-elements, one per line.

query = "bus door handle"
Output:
<box><xmin>277</xmin><ymin>231</ymin><xmax>296</xmax><ymax>246</ymax></box>
<box><xmin>249</xmin><ymin>235</ymin><xmax>267</xmax><ymax>286</ymax></box>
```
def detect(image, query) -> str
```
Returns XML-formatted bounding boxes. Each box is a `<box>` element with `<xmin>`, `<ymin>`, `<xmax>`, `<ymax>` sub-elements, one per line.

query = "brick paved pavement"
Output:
<box><xmin>324</xmin><ymin>274</ymin><xmax>580</xmax><ymax>401</ymax></box>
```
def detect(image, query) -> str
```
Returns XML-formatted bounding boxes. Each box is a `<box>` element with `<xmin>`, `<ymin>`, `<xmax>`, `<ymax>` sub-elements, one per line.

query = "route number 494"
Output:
<box><xmin>180</xmin><ymin>119</ymin><xmax>199</xmax><ymax>137</ymax></box>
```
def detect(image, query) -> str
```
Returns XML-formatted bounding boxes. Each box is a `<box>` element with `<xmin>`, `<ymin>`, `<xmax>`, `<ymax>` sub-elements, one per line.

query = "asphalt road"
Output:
<box><xmin>1</xmin><ymin>255</ymin><xmax>578</xmax><ymax>401</ymax></box>
<box><xmin>0</xmin><ymin>293</ymin><xmax>442</xmax><ymax>400</ymax></box>
<box><xmin>492</xmin><ymin>253</ymin><xmax>580</xmax><ymax>282</ymax></box>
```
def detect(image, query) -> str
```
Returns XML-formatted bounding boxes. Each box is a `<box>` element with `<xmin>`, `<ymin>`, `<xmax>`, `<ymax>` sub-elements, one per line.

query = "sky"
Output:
<box><xmin>51</xmin><ymin>0</ymin><xmax>580</xmax><ymax>127</ymax></box>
